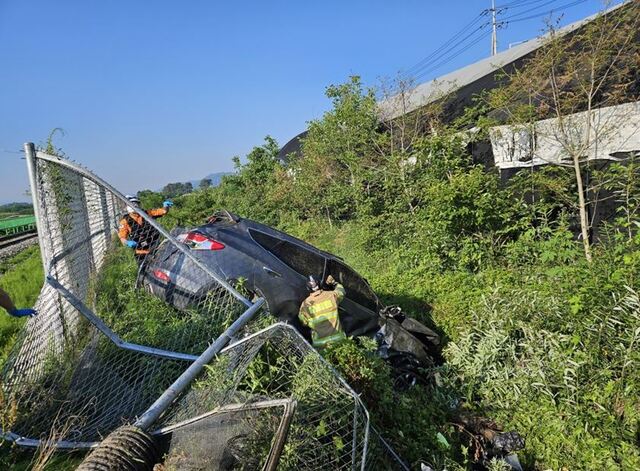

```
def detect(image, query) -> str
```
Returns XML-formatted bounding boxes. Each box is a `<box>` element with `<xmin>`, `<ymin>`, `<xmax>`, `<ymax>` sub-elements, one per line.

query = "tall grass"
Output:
<box><xmin>282</xmin><ymin>219</ymin><xmax>640</xmax><ymax>470</ymax></box>
<box><xmin>0</xmin><ymin>246</ymin><xmax>84</xmax><ymax>469</ymax></box>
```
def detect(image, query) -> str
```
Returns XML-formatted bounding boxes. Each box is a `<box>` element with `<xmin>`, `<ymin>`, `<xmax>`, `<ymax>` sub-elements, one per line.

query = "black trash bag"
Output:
<box><xmin>384</xmin><ymin>350</ymin><xmax>424</xmax><ymax>391</ymax></box>
<box><xmin>376</xmin><ymin>317</ymin><xmax>429</xmax><ymax>363</ymax></box>
<box><xmin>491</xmin><ymin>431</ymin><xmax>526</xmax><ymax>456</ymax></box>
<box><xmin>379</xmin><ymin>306</ymin><xmax>443</xmax><ymax>362</ymax></box>
<box><xmin>375</xmin><ymin>316</ymin><xmax>437</xmax><ymax>391</ymax></box>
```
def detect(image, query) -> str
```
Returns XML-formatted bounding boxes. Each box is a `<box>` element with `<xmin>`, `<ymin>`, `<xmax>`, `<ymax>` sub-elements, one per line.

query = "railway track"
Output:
<box><xmin>0</xmin><ymin>231</ymin><xmax>38</xmax><ymax>250</ymax></box>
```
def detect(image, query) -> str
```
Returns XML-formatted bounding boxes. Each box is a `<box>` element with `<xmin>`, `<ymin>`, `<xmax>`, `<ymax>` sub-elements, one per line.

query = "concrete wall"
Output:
<box><xmin>489</xmin><ymin>101</ymin><xmax>640</xmax><ymax>170</ymax></box>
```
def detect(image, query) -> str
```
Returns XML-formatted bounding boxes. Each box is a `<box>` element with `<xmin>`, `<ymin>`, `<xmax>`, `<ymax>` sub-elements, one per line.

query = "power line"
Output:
<box><xmin>400</xmin><ymin>0</ymin><xmax>589</xmax><ymax>83</ymax></box>
<box><xmin>403</xmin><ymin>11</ymin><xmax>489</xmax><ymax>77</ymax></box>
<box><xmin>408</xmin><ymin>23</ymin><xmax>492</xmax><ymax>79</ymax></box>
<box><xmin>503</xmin><ymin>0</ymin><xmax>564</xmax><ymax>19</ymax></box>
<box><xmin>503</xmin><ymin>0</ymin><xmax>587</xmax><ymax>22</ymax></box>
<box><xmin>498</xmin><ymin>0</ymin><xmax>557</xmax><ymax>9</ymax></box>
<box><xmin>414</xmin><ymin>30</ymin><xmax>493</xmax><ymax>82</ymax></box>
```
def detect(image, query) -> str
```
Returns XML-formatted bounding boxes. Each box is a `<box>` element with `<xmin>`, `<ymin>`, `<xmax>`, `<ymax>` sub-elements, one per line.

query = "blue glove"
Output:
<box><xmin>126</xmin><ymin>240</ymin><xmax>138</xmax><ymax>248</ymax></box>
<box><xmin>163</xmin><ymin>200</ymin><xmax>174</xmax><ymax>208</ymax></box>
<box><xmin>10</xmin><ymin>308</ymin><xmax>37</xmax><ymax>318</ymax></box>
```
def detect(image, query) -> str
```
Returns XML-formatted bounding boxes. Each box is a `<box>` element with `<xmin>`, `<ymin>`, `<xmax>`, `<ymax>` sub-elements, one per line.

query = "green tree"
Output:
<box><xmin>199</xmin><ymin>178</ymin><xmax>213</xmax><ymax>189</ymax></box>
<box><xmin>295</xmin><ymin>76</ymin><xmax>385</xmax><ymax>221</ymax></box>
<box><xmin>136</xmin><ymin>189</ymin><xmax>165</xmax><ymax>209</ymax></box>
<box><xmin>162</xmin><ymin>181</ymin><xmax>193</xmax><ymax>198</ymax></box>
<box><xmin>488</xmin><ymin>2</ymin><xmax>640</xmax><ymax>261</ymax></box>
<box><xmin>224</xmin><ymin>136</ymin><xmax>283</xmax><ymax>221</ymax></box>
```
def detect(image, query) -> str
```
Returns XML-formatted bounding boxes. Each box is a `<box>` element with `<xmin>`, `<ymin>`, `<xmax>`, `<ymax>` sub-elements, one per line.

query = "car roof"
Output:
<box><xmin>199</xmin><ymin>210</ymin><xmax>382</xmax><ymax>311</ymax></box>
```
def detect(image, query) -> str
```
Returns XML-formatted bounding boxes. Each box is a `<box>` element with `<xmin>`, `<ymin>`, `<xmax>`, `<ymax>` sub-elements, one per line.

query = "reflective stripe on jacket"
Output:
<box><xmin>299</xmin><ymin>283</ymin><xmax>346</xmax><ymax>348</ymax></box>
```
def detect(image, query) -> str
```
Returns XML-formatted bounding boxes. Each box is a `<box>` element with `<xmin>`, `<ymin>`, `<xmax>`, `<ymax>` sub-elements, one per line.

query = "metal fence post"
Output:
<box><xmin>24</xmin><ymin>142</ymin><xmax>47</xmax><ymax>272</ymax></box>
<box><xmin>134</xmin><ymin>297</ymin><xmax>265</xmax><ymax>430</ymax></box>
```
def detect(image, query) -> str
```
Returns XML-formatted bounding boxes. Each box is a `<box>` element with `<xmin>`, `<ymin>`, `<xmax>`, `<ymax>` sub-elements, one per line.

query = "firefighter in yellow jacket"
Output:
<box><xmin>119</xmin><ymin>195</ymin><xmax>173</xmax><ymax>266</ymax></box>
<box><xmin>299</xmin><ymin>274</ymin><xmax>346</xmax><ymax>348</ymax></box>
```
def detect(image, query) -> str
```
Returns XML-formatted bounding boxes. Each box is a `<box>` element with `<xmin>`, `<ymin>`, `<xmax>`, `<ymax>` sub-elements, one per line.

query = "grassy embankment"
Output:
<box><xmin>2</xmin><ymin>220</ymin><xmax>638</xmax><ymax>469</ymax></box>
<box><xmin>0</xmin><ymin>247</ymin><xmax>43</xmax><ymax>364</ymax></box>
<box><xmin>0</xmin><ymin>247</ymin><xmax>83</xmax><ymax>469</ymax></box>
<box><xmin>279</xmin><ymin>218</ymin><xmax>640</xmax><ymax>470</ymax></box>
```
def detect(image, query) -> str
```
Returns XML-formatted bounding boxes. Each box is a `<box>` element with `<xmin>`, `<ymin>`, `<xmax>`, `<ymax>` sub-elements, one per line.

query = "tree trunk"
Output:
<box><xmin>573</xmin><ymin>155</ymin><xmax>592</xmax><ymax>262</ymax></box>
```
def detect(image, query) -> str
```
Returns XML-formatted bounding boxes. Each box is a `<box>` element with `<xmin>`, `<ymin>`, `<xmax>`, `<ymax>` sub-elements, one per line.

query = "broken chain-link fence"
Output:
<box><xmin>1</xmin><ymin>144</ymin><xmax>259</xmax><ymax>446</ymax></box>
<box><xmin>153</xmin><ymin>323</ymin><xmax>381</xmax><ymax>470</ymax></box>
<box><xmin>1</xmin><ymin>144</ymin><xmax>406</xmax><ymax>469</ymax></box>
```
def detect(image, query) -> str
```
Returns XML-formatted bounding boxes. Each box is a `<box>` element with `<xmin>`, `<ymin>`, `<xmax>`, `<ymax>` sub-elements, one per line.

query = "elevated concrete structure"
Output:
<box><xmin>279</xmin><ymin>1</ymin><xmax>633</xmax><ymax>162</ymax></box>
<box><xmin>490</xmin><ymin>101</ymin><xmax>640</xmax><ymax>170</ymax></box>
<box><xmin>377</xmin><ymin>2</ymin><xmax>629</xmax><ymax>122</ymax></box>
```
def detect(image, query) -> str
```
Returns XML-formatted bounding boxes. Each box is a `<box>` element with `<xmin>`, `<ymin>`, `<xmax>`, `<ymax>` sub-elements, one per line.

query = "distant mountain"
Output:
<box><xmin>188</xmin><ymin>172</ymin><xmax>233</xmax><ymax>189</ymax></box>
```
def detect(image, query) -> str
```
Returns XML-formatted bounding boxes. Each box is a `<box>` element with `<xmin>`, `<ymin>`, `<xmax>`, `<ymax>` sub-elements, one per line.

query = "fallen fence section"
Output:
<box><xmin>151</xmin><ymin>323</ymin><xmax>407</xmax><ymax>470</ymax></box>
<box><xmin>0</xmin><ymin>143</ymin><xmax>407</xmax><ymax>469</ymax></box>
<box><xmin>1</xmin><ymin>144</ymin><xmax>257</xmax><ymax>445</ymax></box>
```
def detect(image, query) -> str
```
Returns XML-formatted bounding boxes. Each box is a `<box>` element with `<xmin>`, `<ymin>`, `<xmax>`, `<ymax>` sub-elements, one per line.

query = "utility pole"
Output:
<box><xmin>491</xmin><ymin>0</ymin><xmax>498</xmax><ymax>56</ymax></box>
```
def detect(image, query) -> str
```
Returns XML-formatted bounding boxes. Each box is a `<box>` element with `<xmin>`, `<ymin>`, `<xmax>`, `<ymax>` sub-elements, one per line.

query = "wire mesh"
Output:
<box><xmin>1</xmin><ymin>149</ymin><xmax>406</xmax><ymax>469</ymax></box>
<box><xmin>0</xmin><ymin>151</ymin><xmax>259</xmax><ymax>444</ymax></box>
<box><xmin>155</xmin><ymin>399</ymin><xmax>296</xmax><ymax>470</ymax></box>
<box><xmin>152</xmin><ymin>323</ymin><xmax>405</xmax><ymax>470</ymax></box>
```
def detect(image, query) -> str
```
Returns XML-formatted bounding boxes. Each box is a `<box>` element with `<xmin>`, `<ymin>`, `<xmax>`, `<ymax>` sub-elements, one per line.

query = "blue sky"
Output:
<box><xmin>0</xmin><ymin>0</ymin><xmax>621</xmax><ymax>204</ymax></box>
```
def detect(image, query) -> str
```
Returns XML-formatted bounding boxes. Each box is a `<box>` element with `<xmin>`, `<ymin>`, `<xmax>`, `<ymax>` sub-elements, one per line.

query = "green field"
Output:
<box><xmin>0</xmin><ymin>248</ymin><xmax>82</xmax><ymax>469</ymax></box>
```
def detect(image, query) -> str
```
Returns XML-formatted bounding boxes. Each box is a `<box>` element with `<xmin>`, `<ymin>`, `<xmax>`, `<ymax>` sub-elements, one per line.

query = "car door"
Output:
<box><xmin>325</xmin><ymin>259</ymin><xmax>381</xmax><ymax>337</ymax></box>
<box><xmin>248</xmin><ymin>228</ymin><xmax>325</xmax><ymax>323</ymax></box>
<box><xmin>249</xmin><ymin>228</ymin><xmax>325</xmax><ymax>281</ymax></box>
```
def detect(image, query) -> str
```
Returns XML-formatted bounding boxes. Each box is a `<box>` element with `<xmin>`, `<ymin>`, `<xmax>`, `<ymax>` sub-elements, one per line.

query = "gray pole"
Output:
<box><xmin>491</xmin><ymin>0</ymin><xmax>498</xmax><ymax>56</ymax></box>
<box><xmin>24</xmin><ymin>143</ymin><xmax>47</xmax><ymax>271</ymax></box>
<box><xmin>134</xmin><ymin>297</ymin><xmax>265</xmax><ymax>430</ymax></box>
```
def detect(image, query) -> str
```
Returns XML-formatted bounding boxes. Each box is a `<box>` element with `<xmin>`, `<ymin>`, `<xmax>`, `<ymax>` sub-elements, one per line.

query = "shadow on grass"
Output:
<box><xmin>0</xmin><ymin>442</ymin><xmax>84</xmax><ymax>471</ymax></box>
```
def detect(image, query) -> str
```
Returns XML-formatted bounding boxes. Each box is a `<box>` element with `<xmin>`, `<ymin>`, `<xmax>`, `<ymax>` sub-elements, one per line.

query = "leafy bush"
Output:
<box><xmin>155</xmin><ymin>74</ymin><xmax>640</xmax><ymax>468</ymax></box>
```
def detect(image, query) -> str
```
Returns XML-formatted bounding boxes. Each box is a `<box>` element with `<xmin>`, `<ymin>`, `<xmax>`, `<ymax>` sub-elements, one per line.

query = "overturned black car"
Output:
<box><xmin>137</xmin><ymin>210</ymin><xmax>524</xmax><ymax>469</ymax></box>
<box><xmin>138</xmin><ymin>210</ymin><xmax>440</xmax><ymax>374</ymax></box>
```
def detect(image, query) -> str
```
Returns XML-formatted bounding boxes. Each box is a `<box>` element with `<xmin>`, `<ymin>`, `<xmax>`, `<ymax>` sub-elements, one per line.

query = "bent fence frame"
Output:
<box><xmin>0</xmin><ymin>144</ymin><xmax>405</xmax><ymax>470</ymax></box>
<box><xmin>1</xmin><ymin>143</ymin><xmax>262</xmax><ymax>449</ymax></box>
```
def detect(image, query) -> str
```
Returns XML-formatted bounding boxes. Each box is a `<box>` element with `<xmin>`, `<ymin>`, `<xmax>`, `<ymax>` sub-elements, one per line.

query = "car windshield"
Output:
<box><xmin>249</xmin><ymin>229</ymin><xmax>325</xmax><ymax>279</ymax></box>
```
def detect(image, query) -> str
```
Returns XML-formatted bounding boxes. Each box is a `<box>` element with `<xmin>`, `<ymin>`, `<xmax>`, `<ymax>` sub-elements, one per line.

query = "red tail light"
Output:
<box><xmin>181</xmin><ymin>231</ymin><xmax>225</xmax><ymax>250</ymax></box>
<box><xmin>153</xmin><ymin>269</ymin><xmax>171</xmax><ymax>282</ymax></box>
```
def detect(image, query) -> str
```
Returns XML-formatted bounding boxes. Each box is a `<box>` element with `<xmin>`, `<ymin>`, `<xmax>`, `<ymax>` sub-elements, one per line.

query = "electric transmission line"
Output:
<box><xmin>400</xmin><ymin>0</ymin><xmax>591</xmax><ymax>83</ymax></box>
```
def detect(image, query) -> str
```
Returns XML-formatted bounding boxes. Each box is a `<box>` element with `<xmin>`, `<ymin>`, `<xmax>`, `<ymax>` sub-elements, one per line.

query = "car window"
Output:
<box><xmin>249</xmin><ymin>229</ymin><xmax>325</xmax><ymax>279</ymax></box>
<box><xmin>326</xmin><ymin>260</ymin><xmax>379</xmax><ymax>312</ymax></box>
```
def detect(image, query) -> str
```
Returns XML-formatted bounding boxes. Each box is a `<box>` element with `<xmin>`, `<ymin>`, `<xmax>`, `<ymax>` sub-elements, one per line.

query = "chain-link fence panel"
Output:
<box><xmin>2</xmin><ymin>146</ymin><xmax>407</xmax><ymax>470</ymax></box>
<box><xmin>151</xmin><ymin>323</ymin><xmax>407</xmax><ymax>470</ymax></box>
<box><xmin>1</xmin><ymin>147</ymin><xmax>264</xmax><ymax>446</ymax></box>
<box><xmin>154</xmin><ymin>399</ymin><xmax>296</xmax><ymax>470</ymax></box>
